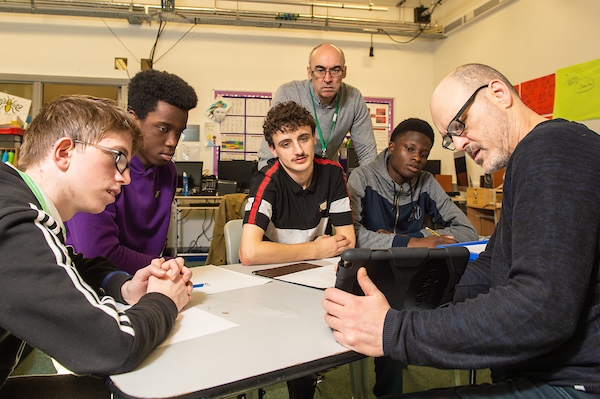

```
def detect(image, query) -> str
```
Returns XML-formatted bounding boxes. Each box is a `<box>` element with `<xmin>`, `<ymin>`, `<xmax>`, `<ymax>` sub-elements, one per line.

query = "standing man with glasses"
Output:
<box><xmin>257</xmin><ymin>43</ymin><xmax>377</xmax><ymax>169</ymax></box>
<box><xmin>66</xmin><ymin>70</ymin><xmax>198</xmax><ymax>274</ymax></box>
<box><xmin>322</xmin><ymin>63</ymin><xmax>600</xmax><ymax>398</ymax></box>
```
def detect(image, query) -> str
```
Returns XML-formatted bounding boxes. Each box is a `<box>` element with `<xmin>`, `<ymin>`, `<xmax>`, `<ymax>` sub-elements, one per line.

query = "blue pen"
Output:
<box><xmin>193</xmin><ymin>283</ymin><xmax>209</xmax><ymax>288</ymax></box>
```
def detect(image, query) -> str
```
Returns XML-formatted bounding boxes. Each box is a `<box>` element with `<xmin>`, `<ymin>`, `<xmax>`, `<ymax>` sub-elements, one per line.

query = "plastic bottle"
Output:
<box><xmin>182</xmin><ymin>172</ymin><xmax>189</xmax><ymax>196</ymax></box>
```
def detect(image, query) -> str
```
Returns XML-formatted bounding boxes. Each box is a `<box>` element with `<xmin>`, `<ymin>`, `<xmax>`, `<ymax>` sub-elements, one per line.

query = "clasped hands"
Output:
<box><xmin>121</xmin><ymin>257</ymin><xmax>193</xmax><ymax>311</ymax></box>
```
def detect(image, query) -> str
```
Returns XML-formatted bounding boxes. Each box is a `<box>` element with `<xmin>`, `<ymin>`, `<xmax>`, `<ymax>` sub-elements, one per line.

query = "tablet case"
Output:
<box><xmin>335</xmin><ymin>246</ymin><xmax>470</xmax><ymax>311</ymax></box>
<box><xmin>253</xmin><ymin>262</ymin><xmax>321</xmax><ymax>278</ymax></box>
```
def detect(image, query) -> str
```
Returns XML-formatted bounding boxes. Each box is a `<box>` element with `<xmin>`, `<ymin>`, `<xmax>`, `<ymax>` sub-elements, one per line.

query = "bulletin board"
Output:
<box><xmin>214</xmin><ymin>90</ymin><xmax>272</xmax><ymax>162</ymax></box>
<box><xmin>365</xmin><ymin>97</ymin><xmax>394</xmax><ymax>154</ymax></box>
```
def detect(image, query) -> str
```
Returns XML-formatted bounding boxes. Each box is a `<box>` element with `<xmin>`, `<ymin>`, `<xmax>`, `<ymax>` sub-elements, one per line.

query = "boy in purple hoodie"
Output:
<box><xmin>66</xmin><ymin>70</ymin><xmax>197</xmax><ymax>273</ymax></box>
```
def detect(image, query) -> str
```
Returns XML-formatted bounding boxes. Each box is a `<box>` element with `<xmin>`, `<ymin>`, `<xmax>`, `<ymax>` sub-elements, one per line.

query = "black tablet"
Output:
<box><xmin>335</xmin><ymin>246</ymin><xmax>470</xmax><ymax>311</ymax></box>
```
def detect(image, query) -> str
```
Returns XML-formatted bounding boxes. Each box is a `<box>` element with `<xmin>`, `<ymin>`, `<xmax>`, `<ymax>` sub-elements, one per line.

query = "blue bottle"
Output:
<box><xmin>182</xmin><ymin>172</ymin><xmax>189</xmax><ymax>196</ymax></box>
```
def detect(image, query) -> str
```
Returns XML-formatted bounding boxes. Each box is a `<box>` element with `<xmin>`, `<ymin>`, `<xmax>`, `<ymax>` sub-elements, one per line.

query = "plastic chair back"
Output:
<box><xmin>224</xmin><ymin>219</ymin><xmax>244</xmax><ymax>264</ymax></box>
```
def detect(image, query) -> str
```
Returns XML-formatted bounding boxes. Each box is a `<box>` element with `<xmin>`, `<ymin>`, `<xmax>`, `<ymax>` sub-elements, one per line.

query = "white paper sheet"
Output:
<box><xmin>158</xmin><ymin>307</ymin><xmax>238</xmax><ymax>347</ymax></box>
<box><xmin>191</xmin><ymin>265</ymin><xmax>270</xmax><ymax>294</ymax></box>
<box><xmin>272</xmin><ymin>259</ymin><xmax>339</xmax><ymax>289</ymax></box>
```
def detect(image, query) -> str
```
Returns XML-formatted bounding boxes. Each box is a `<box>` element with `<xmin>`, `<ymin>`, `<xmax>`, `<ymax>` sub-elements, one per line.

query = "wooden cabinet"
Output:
<box><xmin>466</xmin><ymin>188</ymin><xmax>502</xmax><ymax>236</ymax></box>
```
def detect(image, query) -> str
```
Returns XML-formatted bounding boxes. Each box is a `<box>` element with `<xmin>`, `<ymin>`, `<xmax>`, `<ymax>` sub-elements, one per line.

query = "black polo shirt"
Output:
<box><xmin>244</xmin><ymin>157</ymin><xmax>352</xmax><ymax>243</ymax></box>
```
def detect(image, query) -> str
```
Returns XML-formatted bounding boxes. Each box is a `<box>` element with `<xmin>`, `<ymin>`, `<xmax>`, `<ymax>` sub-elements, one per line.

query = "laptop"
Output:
<box><xmin>335</xmin><ymin>246</ymin><xmax>470</xmax><ymax>311</ymax></box>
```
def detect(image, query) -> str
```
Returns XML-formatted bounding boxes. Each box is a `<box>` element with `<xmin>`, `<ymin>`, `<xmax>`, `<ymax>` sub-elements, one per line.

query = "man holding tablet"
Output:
<box><xmin>323</xmin><ymin>63</ymin><xmax>600</xmax><ymax>398</ymax></box>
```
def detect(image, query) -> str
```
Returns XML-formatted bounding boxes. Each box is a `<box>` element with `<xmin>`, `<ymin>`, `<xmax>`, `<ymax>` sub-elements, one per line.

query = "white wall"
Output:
<box><xmin>1</xmin><ymin>9</ymin><xmax>436</xmax><ymax>251</ymax></box>
<box><xmin>432</xmin><ymin>0</ymin><xmax>600</xmax><ymax>182</ymax></box>
<box><xmin>4</xmin><ymin>0</ymin><xmax>600</xmax><ymax>249</ymax></box>
<box><xmin>1</xmin><ymin>12</ymin><xmax>436</xmax><ymax>175</ymax></box>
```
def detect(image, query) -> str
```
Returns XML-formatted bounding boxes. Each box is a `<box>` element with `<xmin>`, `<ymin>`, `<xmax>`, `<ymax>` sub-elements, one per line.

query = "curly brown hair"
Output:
<box><xmin>263</xmin><ymin>101</ymin><xmax>316</xmax><ymax>147</ymax></box>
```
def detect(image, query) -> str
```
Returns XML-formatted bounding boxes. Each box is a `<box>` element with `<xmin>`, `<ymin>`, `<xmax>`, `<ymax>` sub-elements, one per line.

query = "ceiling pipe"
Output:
<box><xmin>0</xmin><ymin>0</ymin><xmax>445</xmax><ymax>39</ymax></box>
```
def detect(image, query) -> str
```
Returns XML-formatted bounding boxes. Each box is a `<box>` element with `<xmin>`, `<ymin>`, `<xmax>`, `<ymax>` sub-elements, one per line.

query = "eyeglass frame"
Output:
<box><xmin>441</xmin><ymin>84</ymin><xmax>489</xmax><ymax>150</ymax></box>
<box><xmin>310</xmin><ymin>66</ymin><xmax>345</xmax><ymax>78</ymax></box>
<box><xmin>74</xmin><ymin>140</ymin><xmax>130</xmax><ymax>174</ymax></box>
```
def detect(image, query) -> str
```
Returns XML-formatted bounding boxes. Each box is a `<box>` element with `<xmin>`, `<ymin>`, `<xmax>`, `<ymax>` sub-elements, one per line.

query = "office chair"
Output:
<box><xmin>224</xmin><ymin>219</ymin><xmax>244</xmax><ymax>264</ymax></box>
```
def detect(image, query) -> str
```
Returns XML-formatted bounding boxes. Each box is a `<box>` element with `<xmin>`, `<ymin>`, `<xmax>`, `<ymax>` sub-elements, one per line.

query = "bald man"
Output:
<box><xmin>258</xmin><ymin>43</ymin><xmax>377</xmax><ymax>169</ymax></box>
<box><xmin>322</xmin><ymin>63</ymin><xmax>600</xmax><ymax>398</ymax></box>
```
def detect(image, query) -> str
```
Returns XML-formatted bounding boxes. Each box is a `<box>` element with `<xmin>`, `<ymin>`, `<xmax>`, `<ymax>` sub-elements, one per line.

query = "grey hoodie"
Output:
<box><xmin>348</xmin><ymin>149</ymin><xmax>478</xmax><ymax>249</ymax></box>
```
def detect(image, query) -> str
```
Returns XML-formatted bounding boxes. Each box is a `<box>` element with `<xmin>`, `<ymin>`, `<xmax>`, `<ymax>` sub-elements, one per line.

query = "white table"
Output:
<box><xmin>109</xmin><ymin>260</ymin><xmax>366</xmax><ymax>398</ymax></box>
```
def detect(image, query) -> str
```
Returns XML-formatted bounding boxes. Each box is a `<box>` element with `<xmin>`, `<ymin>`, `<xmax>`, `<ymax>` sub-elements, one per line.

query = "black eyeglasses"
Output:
<box><xmin>442</xmin><ymin>84</ymin><xmax>488</xmax><ymax>150</ymax></box>
<box><xmin>311</xmin><ymin>67</ymin><xmax>344</xmax><ymax>78</ymax></box>
<box><xmin>74</xmin><ymin>140</ymin><xmax>130</xmax><ymax>174</ymax></box>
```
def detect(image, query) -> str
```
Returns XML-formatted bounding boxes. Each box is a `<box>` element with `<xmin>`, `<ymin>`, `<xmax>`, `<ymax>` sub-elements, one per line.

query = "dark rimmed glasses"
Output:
<box><xmin>311</xmin><ymin>67</ymin><xmax>344</xmax><ymax>78</ymax></box>
<box><xmin>74</xmin><ymin>140</ymin><xmax>130</xmax><ymax>174</ymax></box>
<box><xmin>442</xmin><ymin>84</ymin><xmax>488</xmax><ymax>150</ymax></box>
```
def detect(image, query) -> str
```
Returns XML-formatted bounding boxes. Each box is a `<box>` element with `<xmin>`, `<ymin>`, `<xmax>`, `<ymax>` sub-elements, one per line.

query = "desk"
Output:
<box><xmin>109</xmin><ymin>260</ymin><xmax>365</xmax><ymax>399</ymax></box>
<box><xmin>171</xmin><ymin>195</ymin><xmax>222</xmax><ymax>256</ymax></box>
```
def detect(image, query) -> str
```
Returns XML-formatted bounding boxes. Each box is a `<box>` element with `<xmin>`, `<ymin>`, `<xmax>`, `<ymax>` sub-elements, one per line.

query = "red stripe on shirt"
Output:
<box><xmin>248</xmin><ymin>161</ymin><xmax>279</xmax><ymax>225</ymax></box>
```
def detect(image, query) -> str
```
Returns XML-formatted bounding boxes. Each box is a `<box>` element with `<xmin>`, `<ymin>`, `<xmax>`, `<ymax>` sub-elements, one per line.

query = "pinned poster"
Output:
<box><xmin>520</xmin><ymin>74</ymin><xmax>555</xmax><ymax>116</ymax></box>
<box><xmin>0</xmin><ymin>92</ymin><xmax>31</xmax><ymax>123</ymax></box>
<box><xmin>553</xmin><ymin>58</ymin><xmax>600</xmax><ymax>121</ymax></box>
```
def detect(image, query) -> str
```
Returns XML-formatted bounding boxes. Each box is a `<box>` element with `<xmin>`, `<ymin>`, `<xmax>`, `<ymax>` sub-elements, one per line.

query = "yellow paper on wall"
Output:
<box><xmin>553</xmin><ymin>58</ymin><xmax>600</xmax><ymax>121</ymax></box>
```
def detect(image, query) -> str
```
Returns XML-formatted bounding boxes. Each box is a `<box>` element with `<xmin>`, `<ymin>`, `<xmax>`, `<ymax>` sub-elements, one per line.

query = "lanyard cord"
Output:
<box><xmin>16</xmin><ymin>168</ymin><xmax>66</xmax><ymax>236</ymax></box>
<box><xmin>309</xmin><ymin>82</ymin><xmax>341</xmax><ymax>157</ymax></box>
<box><xmin>393</xmin><ymin>177</ymin><xmax>420</xmax><ymax>233</ymax></box>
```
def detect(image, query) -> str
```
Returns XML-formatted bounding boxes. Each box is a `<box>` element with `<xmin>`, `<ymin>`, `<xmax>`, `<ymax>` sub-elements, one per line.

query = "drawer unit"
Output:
<box><xmin>467</xmin><ymin>187</ymin><xmax>502</xmax><ymax>209</ymax></box>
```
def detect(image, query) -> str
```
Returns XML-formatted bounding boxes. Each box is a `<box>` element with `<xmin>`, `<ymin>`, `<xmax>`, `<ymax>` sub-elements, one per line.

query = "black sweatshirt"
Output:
<box><xmin>383</xmin><ymin>119</ymin><xmax>600</xmax><ymax>393</ymax></box>
<box><xmin>0</xmin><ymin>163</ymin><xmax>177</xmax><ymax>388</ymax></box>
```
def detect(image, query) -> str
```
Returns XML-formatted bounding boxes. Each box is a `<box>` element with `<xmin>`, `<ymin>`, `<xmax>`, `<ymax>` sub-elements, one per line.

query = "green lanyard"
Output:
<box><xmin>15</xmin><ymin>167</ymin><xmax>66</xmax><ymax>237</ymax></box>
<box><xmin>309</xmin><ymin>82</ymin><xmax>341</xmax><ymax>157</ymax></box>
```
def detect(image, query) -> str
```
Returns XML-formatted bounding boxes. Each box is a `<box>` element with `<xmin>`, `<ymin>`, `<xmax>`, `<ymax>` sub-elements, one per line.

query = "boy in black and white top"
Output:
<box><xmin>240</xmin><ymin>101</ymin><xmax>355</xmax><ymax>398</ymax></box>
<box><xmin>0</xmin><ymin>95</ymin><xmax>192</xmax><ymax>397</ymax></box>
<box><xmin>240</xmin><ymin>101</ymin><xmax>355</xmax><ymax>266</ymax></box>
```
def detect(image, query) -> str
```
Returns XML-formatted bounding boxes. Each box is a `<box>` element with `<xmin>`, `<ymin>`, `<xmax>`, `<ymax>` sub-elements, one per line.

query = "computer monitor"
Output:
<box><xmin>422</xmin><ymin>159</ymin><xmax>441</xmax><ymax>176</ymax></box>
<box><xmin>218</xmin><ymin>160</ymin><xmax>258</xmax><ymax>193</ymax></box>
<box><xmin>453</xmin><ymin>151</ymin><xmax>469</xmax><ymax>190</ymax></box>
<box><xmin>174</xmin><ymin>161</ymin><xmax>204</xmax><ymax>192</ymax></box>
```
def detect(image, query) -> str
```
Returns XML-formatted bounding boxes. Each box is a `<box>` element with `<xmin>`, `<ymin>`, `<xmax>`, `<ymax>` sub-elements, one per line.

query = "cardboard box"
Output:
<box><xmin>467</xmin><ymin>187</ymin><xmax>502</xmax><ymax>209</ymax></box>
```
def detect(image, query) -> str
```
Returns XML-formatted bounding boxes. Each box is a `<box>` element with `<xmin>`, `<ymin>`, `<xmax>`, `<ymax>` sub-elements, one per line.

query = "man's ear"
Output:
<box><xmin>52</xmin><ymin>138</ymin><xmax>75</xmax><ymax>171</ymax></box>
<box><xmin>306</xmin><ymin>66</ymin><xmax>313</xmax><ymax>80</ymax></box>
<box><xmin>128</xmin><ymin>109</ymin><xmax>139</xmax><ymax>121</ymax></box>
<box><xmin>488</xmin><ymin>79</ymin><xmax>514</xmax><ymax>109</ymax></box>
<box><xmin>388</xmin><ymin>140</ymin><xmax>395</xmax><ymax>153</ymax></box>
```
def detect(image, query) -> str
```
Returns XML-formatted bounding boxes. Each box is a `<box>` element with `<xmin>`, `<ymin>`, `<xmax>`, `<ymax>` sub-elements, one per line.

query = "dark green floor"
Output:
<box><xmin>13</xmin><ymin>348</ymin><xmax>490</xmax><ymax>398</ymax></box>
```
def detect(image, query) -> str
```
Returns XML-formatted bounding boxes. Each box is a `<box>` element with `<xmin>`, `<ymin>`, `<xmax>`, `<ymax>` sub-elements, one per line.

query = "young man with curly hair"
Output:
<box><xmin>239</xmin><ymin>101</ymin><xmax>355</xmax><ymax>267</ymax></box>
<box><xmin>66</xmin><ymin>70</ymin><xmax>198</xmax><ymax>273</ymax></box>
<box><xmin>240</xmin><ymin>100</ymin><xmax>355</xmax><ymax>398</ymax></box>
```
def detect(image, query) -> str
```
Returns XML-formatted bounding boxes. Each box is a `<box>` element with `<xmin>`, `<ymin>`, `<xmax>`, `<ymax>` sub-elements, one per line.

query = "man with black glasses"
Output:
<box><xmin>322</xmin><ymin>63</ymin><xmax>600</xmax><ymax>398</ymax></box>
<box><xmin>258</xmin><ymin>43</ymin><xmax>377</xmax><ymax>168</ymax></box>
